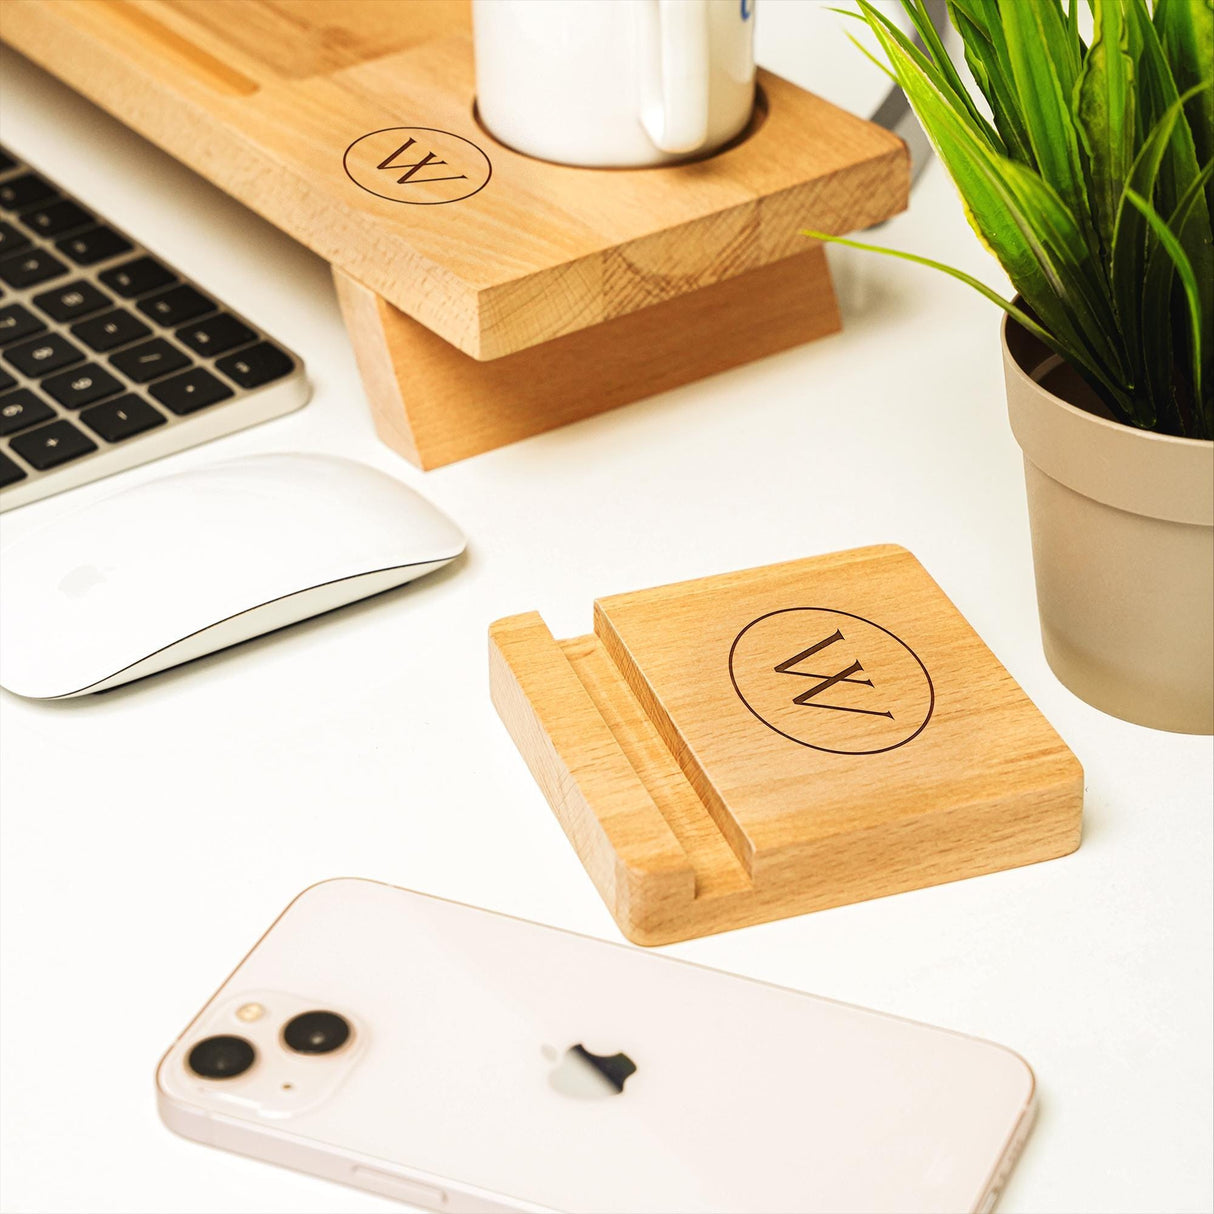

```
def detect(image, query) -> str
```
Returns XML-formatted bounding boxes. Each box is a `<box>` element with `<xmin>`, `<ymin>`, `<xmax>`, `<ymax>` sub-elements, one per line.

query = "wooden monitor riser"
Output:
<box><xmin>2</xmin><ymin>1</ymin><xmax>908</xmax><ymax>468</ymax></box>
<box><xmin>491</xmin><ymin>547</ymin><xmax>1084</xmax><ymax>945</ymax></box>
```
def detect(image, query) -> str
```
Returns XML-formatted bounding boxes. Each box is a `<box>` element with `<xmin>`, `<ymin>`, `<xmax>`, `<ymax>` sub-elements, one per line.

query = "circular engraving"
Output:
<box><xmin>343</xmin><ymin>127</ymin><xmax>492</xmax><ymax>205</ymax></box>
<box><xmin>728</xmin><ymin>608</ymin><xmax>934</xmax><ymax>755</ymax></box>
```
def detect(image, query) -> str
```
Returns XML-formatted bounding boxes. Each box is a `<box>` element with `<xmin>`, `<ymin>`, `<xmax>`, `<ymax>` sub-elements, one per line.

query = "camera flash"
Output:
<box><xmin>236</xmin><ymin>1002</ymin><xmax>265</xmax><ymax>1023</ymax></box>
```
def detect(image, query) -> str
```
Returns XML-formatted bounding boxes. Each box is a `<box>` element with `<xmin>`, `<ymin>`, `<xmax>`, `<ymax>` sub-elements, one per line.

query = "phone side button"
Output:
<box><xmin>351</xmin><ymin>1166</ymin><xmax>448</xmax><ymax>1207</ymax></box>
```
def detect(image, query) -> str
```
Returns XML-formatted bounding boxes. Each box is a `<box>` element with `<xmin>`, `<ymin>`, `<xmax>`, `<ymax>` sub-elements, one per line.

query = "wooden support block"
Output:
<box><xmin>491</xmin><ymin>546</ymin><xmax>1083</xmax><ymax>945</ymax></box>
<box><xmin>333</xmin><ymin>247</ymin><xmax>840</xmax><ymax>469</ymax></box>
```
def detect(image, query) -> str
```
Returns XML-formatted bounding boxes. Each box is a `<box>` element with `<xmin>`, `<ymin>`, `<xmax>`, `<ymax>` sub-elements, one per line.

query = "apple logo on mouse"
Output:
<box><xmin>545</xmin><ymin>1043</ymin><xmax>637</xmax><ymax>1099</ymax></box>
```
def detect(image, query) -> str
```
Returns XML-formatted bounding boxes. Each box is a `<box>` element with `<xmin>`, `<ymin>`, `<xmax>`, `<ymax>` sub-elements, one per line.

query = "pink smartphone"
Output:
<box><xmin>157</xmin><ymin>879</ymin><xmax>1036</xmax><ymax>1213</ymax></box>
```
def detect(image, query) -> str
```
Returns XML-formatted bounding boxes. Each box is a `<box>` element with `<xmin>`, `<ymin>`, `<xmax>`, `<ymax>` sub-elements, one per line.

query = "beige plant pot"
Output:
<box><xmin>1003</xmin><ymin>315</ymin><xmax>1214</xmax><ymax>735</ymax></box>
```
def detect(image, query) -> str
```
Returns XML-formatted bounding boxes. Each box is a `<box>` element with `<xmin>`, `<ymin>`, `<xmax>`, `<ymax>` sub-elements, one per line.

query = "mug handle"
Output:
<box><xmin>639</xmin><ymin>0</ymin><xmax>711</xmax><ymax>155</ymax></box>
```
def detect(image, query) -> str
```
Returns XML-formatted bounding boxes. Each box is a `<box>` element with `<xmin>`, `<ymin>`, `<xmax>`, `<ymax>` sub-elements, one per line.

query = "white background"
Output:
<box><xmin>1</xmin><ymin>4</ymin><xmax>1211</xmax><ymax>1213</ymax></box>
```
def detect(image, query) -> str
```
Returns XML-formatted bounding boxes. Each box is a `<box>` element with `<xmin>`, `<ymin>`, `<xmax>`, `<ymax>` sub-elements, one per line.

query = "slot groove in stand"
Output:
<box><xmin>559</xmin><ymin>637</ymin><xmax>752</xmax><ymax>900</ymax></box>
<box><xmin>97</xmin><ymin>0</ymin><xmax>260</xmax><ymax>95</ymax></box>
<box><xmin>488</xmin><ymin>613</ymin><xmax>696</xmax><ymax>941</ymax></box>
<box><xmin>594</xmin><ymin>601</ymin><xmax>759</xmax><ymax>877</ymax></box>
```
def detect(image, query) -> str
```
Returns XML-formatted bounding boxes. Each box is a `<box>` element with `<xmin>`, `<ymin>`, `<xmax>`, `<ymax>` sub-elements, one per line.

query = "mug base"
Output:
<box><xmin>472</xmin><ymin>89</ymin><xmax>765</xmax><ymax>170</ymax></box>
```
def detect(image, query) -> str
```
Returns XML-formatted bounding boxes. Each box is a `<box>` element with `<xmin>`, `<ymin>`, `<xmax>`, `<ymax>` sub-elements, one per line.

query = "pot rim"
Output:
<box><xmin>1002</xmin><ymin>312</ymin><xmax>1213</xmax><ymax>526</ymax></box>
<box><xmin>1001</xmin><ymin>312</ymin><xmax>1213</xmax><ymax>452</ymax></box>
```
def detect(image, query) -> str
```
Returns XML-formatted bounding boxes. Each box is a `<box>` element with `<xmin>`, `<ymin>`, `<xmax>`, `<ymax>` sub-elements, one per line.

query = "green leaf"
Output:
<box><xmin>1139</xmin><ymin>160</ymin><xmax>1214</xmax><ymax>437</ymax></box>
<box><xmin>947</xmin><ymin>0</ymin><xmax>1037</xmax><ymax>165</ymax></box>
<box><xmin>1000</xmin><ymin>0</ymin><xmax>1094</xmax><ymax>249</ymax></box>
<box><xmin>999</xmin><ymin>157</ymin><xmax>1124</xmax><ymax>360</ymax></box>
<box><xmin>801</xmin><ymin>228</ymin><xmax>1058</xmax><ymax>344</ymax></box>
<box><xmin>852</xmin><ymin>1</ymin><xmax>995</xmax><ymax>140</ymax></box>
<box><xmin>1126</xmin><ymin>0</ymin><xmax>1206</xmax><ymax>219</ymax></box>
<box><xmin>898</xmin><ymin>0</ymin><xmax>1002</xmax><ymax>145</ymax></box>
<box><xmin>1126</xmin><ymin>187</ymin><xmax>1205</xmax><ymax>410</ymax></box>
<box><xmin>1074</xmin><ymin>0</ymin><xmax>1135</xmax><ymax>257</ymax></box>
<box><xmin>1155</xmin><ymin>0</ymin><xmax>1214</xmax><ymax>217</ymax></box>
<box><xmin>838</xmin><ymin>0</ymin><xmax>1210</xmax><ymax>435</ymax></box>
<box><xmin>1111</xmin><ymin>85</ymin><xmax>1210</xmax><ymax>389</ymax></box>
<box><xmin>1066</xmin><ymin>0</ymin><xmax>1084</xmax><ymax>54</ymax></box>
<box><xmin>1125</xmin><ymin>0</ymin><xmax>1167</xmax><ymax>142</ymax></box>
<box><xmin>801</xmin><ymin>228</ymin><xmax>1126</xmax><ymax>414</ymax></box>
<box><xmin>860</xmin><ymin>9</ymin><xmax>1130</xmax><ymax>400</ymax></box>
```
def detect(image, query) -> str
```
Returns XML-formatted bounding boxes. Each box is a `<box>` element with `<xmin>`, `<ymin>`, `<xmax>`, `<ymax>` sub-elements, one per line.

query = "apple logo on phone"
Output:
<box><xmin>545</xmin><ymin>1043</ymin><xmax>637</xmax><ymax>1099</ymax></box>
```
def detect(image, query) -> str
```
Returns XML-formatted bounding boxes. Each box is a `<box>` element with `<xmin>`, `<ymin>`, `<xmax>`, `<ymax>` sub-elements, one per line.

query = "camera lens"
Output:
<box><xmin>282</xmin><ymin>1010</ymin><xmax>351</xmax><ymax>1055</ymax></box>
<box><xmin>187</xmin><ymin>1035</ymin><xmax>255</xmax><ymax>1079</ymax></box>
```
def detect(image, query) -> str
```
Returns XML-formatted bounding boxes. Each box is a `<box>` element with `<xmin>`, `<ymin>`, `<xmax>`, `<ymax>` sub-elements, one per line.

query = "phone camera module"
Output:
<box><xmin>282</xmin><ymin>1010</ymin><xmax>351</xmax><ymax>1055</ymax></box>
<box><xmin>187</xmin><ymin>1035</ymin><xmax>255</xmax><ymax>1079</ymax></box>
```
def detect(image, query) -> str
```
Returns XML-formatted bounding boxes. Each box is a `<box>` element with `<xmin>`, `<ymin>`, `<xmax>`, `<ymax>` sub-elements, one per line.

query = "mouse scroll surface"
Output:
<box><xmin>0</xmin><ymin>455</ymin><xmax>464</xmax><ymax>698</ymax></box>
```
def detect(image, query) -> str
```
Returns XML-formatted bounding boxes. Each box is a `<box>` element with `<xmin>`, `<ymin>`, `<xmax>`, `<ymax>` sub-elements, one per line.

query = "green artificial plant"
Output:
<box><xmin>806</xmin><ymin>0</ymin><xmax>1213</xmax><ymax>439</ymax></box>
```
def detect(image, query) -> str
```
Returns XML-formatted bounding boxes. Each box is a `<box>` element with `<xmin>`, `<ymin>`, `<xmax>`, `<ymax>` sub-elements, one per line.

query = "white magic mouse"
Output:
<box><xmin>0</xmin><ymin>454</ymin><xmax>466</xmax><ymax>698</ymax></box>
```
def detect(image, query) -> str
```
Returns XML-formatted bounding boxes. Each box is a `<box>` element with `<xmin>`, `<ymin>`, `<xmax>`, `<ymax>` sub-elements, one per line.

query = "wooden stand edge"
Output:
<box><xmin>334</xmin><ymin>246</ymin><xmax>840</xmax><ymax>470</ymax></box>
<box><xmin>489</xmin><ymin>602</ymin><xmax>1083</xmax><ymax>947</ymax></box>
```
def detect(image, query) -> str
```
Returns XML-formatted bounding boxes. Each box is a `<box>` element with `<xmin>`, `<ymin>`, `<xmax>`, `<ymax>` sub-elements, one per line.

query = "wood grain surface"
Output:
<box><xmin>491</xmin><ymin>547</ymin><xmax>1084</xmax><ymax>945</ymax></box>
<box><xmin>1</xmin><ymin>0</ymin><xmax>908</xmax><ymax>359</ymax></box>
<box><xmin>333</xmin><ymin>246</ymin><xmax>840</xmax><ymax>469</ymax></box>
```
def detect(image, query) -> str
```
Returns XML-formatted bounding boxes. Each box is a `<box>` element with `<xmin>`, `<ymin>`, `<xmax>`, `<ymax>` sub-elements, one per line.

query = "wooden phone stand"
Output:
<box><xmin>491</xmin><ymin>547</ymin><xmax>1084</xmax><ymax>945</ymax></box>
<box><xmin>2</xmin><ymin>0</ymin><xmax>908</xmax><ymax>467</ymax></box>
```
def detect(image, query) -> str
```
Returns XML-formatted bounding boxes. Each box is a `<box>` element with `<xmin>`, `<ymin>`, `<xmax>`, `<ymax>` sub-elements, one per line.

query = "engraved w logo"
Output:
<box><xmin>377</xmin><ymin>138</ymin><xmax>467</xmax><ymax>186</ymax></box>
<box><xmin>774</xmin><ymin>630</ymin><xmax>893</xmax><ymax>719</ymax></box>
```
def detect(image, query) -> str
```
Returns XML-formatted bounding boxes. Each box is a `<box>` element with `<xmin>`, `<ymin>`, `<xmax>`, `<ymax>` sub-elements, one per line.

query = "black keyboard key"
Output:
<box><xmin>0</xmin><ymin>366</ymin><xmax>14</xmax><ymax>393</ymax></box>
<box><xmin>99</xmin><ymin>256</ymin><xmax>175</xmax><ymax>298</ymax></box>
<box><xmin>0</xmin><ymin>149</ymin><xmax>17</xmax><ymax>174</ymax></box>
<box><xmin>0</xmin><ymin>248</ymin><xmax>70</xmax><ymax>288</ymax></box>
<box><xmin>71</xmin><ymin>308</ymin><xmax>151</xmax><ymax>352</ymax></box>
<box><xmin>149</xmin><ymin>366</ymin><xmax>233</xmax><ymax>415</ymax></box>
<box><xmin>4</xmin><ymin>333</ymin><xmax>85</xmax><ymax>377</ymax></box>
<box><xmin>0</xmin><ymin>450</ymin><xmax>27</xmax><ymax>488</ymax></box>
<box><xmin>18</xmin><ymin>199</ymin><xmax>92</xmax><ymax>237</ymax></box>
<box><xmin>0</xmin><ymin>303</ymin><xmax>45</xmax><ymax>346</ymax></box>
<box><xmin>32</xmin><ymin>280</ymin><xmax>111</xmax><ymax>323</ymax></box>
<box><xmin>0</xmin><ymin>388</ymin><xmax>55</xmax><ymax>435</ymax></box>
<box><xmin>176</xmin><ymin>312</ymin><xmax>255</xmax><ymax>356</ymax></box>
<box><xmin>138</xmin><ymin>284</ymin><xmax>215</xmax><ymax>327</ymax></box>
<box><xmin>216</xmin><ymin>342</ymin><xmax>293</xmax><ymax>389</ymax></box>
<box><xmin>56</xmin><ymin>225</ymin><xmax>133</xmax><ymax>266</ymax></box>
<box><xmin>80</xmin><ymin>394</ymin><xmax>165</xmax><ymax>443</ymax></box>
<box><xmin>9</xmin><ymin>419</ymin><xmax>97</xmax><ymax>470</ymax></box>
<box><xmin>109</xmin><ymin>337</ymin><xmax>189</xmax><ymax>383</ymax></box>
<box><xmin>42</xmin><ymin>363</ymin><xmax>124</xmax><ymax>409</ymax></box>
<box><xmin>0</xmin><ymin>221</ymin><xmax>30</xmax><ymax>258</ymax></box>
<box><xmin>0</xmin><ymin>173</ymin><xmax>57</xmax><ymax>212</ymax></box>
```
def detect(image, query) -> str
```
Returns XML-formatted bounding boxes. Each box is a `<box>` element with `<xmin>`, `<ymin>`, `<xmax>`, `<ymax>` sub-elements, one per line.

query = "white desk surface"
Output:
<box><xmin>1</xmin><ymin>9</ymin><xmax>1211</xmax><ymax>1213</ymax></box>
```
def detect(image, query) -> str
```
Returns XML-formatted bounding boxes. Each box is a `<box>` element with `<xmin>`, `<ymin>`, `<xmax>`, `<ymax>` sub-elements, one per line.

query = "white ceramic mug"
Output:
<box><xmin>472</xmin><ymin>0</ymin><xmax>757</xmax><ymax>168</ymax></box>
